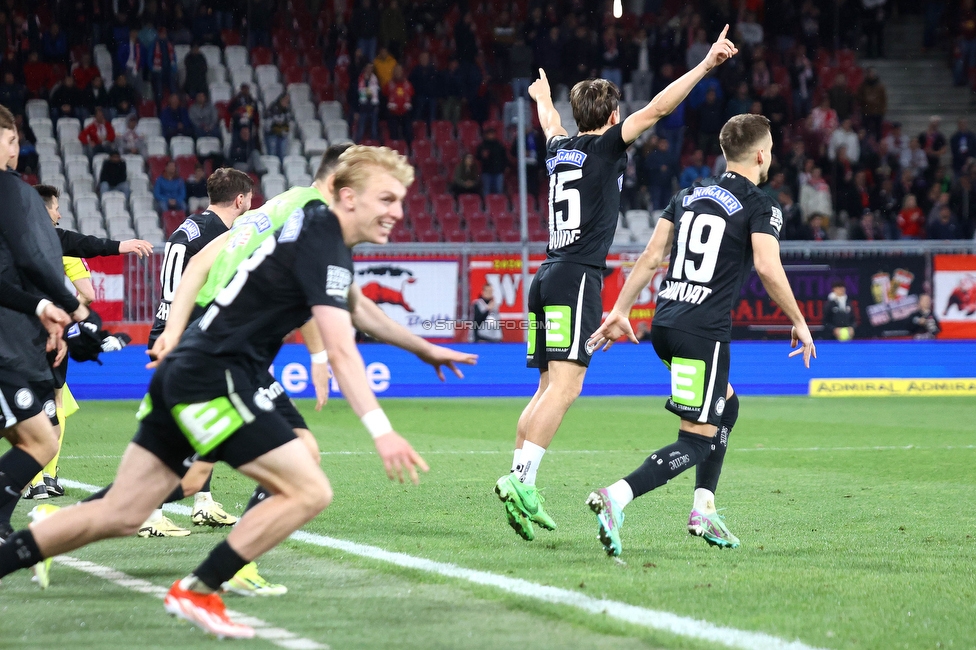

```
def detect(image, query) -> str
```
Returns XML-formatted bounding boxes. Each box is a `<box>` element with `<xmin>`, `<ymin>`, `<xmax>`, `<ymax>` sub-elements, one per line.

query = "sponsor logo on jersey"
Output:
<box><xmin>681</xmin><ymin>185</ymin><xmax>743</xmax><ymax>215</ymax></box>
<box><xmin>326</xmin><ymin>265</ymin><xmax>353</xmax><ymax>299</ymax></box>
<box><xmin>545</xmin><ymin>149</ymin><xmax>588</xmax><ymax>173</ymax></box>
<box><xmin>14</xmin><ymin>388</ymin><xmax>34</xmax><ymax>409</ymax></box>
<box><xmin>236</xmin><ymin>213</ymin><xmax>273</xmax><ymax>233</ymax></box>
<box><xmin>175</xmin><ymin>219</ymin><xmax>202</xmax><ymax>241</ymax></box>
<box><xmin>769</xmin><ymin>206</ymin><xmax>783</xmax><ymax>233</ymax></box>
<box><xmin>658</xmin><ymin>280</ymin><xmax>714</xmax><ymax>305</ymax></box>
<box><xmin>278</xmin><ymin>208</ymin><xmax>305</xmax><ymax>244</ymax></box>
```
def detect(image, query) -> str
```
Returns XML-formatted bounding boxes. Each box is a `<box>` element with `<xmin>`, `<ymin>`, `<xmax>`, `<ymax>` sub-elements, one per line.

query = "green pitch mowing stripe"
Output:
<box><xmin>60</xmin><ymin>479</ymin><xmax>820</xmax><ymax>650</ymax></box>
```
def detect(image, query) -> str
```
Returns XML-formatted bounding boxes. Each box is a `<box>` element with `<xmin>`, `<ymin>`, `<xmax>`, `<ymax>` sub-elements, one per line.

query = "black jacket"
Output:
<box><xmin>57</xmin><ymin>228</ymin><xmax>121</xmax><ymax>257</ymax></box>
<box><xmin>822</xmin><ymin>291</ymin><xmax>856</xmax><ymax>333</ymax></box>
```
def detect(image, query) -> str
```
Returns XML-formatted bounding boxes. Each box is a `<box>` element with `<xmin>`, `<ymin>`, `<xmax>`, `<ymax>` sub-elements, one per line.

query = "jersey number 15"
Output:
<box><xmin>672</xmin><ymin>211</ymin><xmax>727</xmax><ymax>283</ymax></box>
<box><xmin>548</xmin><ymin>169</ymin><xmax>582</xmax><ymax>231</ymax></box>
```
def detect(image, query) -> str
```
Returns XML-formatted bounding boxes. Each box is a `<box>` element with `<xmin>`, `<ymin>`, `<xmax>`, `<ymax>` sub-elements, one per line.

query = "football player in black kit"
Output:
<box><xmin>586</xmin><ymin>114</ymin><xmax>817</xmax><ymax>556</ymax></box>
<box><xmin>495</xmin><ymin>27</ymin><xmax>740</xmax><ymax>542</ymax></box>
<box><xmin>140</xmin><ymin>167</ymin><xmax>255</xmax><ymax>538</ymax></box>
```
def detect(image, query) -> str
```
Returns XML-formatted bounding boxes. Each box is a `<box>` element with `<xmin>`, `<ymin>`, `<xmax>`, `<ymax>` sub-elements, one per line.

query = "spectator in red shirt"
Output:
<box><xmin>79</xmin><ymin>107</ymin><xmax>116</xmax><ymax>157</ymax></box>
<box><xmin>72</xmin><ymin>52</ymin><xmax>100</xmax><ymax>90</ymax></box>
<box><xmin>897</xmin><ymin>194</ymin><xmax>925</xmax><ymax>239</ymax></box>
<box><xmin>385</xmin><ymin>64</ymin><xmax>413</xmax><ymax>144</ymax></box>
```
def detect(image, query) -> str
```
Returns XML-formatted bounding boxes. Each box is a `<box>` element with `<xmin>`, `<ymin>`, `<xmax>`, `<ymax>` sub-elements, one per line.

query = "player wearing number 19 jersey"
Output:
<box><xmin>495</xmin><ymin>26</ymin><xmax>741</xmax><ymax>543</ymax></box>
<box><xmin>586</xmin><ymin>114</ymin><xmax>817</xmax><ymax>557</ymax></box>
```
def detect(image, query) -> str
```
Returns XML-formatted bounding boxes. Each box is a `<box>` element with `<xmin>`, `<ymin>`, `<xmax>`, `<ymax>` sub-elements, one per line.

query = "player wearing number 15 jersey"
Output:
<box><xmin>586</xmin><ymin>114</ymin><xmax>817</xmax><ymax>557</ymax></box>
<box><xmin>495</xmin><ymin>27</ymin><xmax>741</xmax><ymax>544</ymax></box>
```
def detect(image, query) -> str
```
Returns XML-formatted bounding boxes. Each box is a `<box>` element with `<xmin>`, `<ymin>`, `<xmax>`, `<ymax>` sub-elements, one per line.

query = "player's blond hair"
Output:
<box><xmin>332</xmin><ymin>145</ymin><xmax>415</xmax><ymax>195</ymax></box>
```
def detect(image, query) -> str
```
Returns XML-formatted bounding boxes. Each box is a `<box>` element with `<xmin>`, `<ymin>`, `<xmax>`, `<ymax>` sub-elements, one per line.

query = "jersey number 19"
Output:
<box><xmin>672</xmin><ymin>211</ymin><xmax>726</xmax><ymax>283</ymax></box>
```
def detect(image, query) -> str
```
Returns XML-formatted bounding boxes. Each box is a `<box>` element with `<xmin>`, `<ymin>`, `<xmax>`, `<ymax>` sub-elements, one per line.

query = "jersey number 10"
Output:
<box><xmin>672</xmin><ymin>211</ymin><xmax>727</xmax><ymax>283</ymax></box>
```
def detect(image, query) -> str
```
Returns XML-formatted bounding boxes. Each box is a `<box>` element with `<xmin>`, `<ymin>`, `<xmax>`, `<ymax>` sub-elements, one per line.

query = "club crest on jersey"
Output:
<box><xmin>175</xmin><ymin>219</ymin><xmax>201</xmax><ymax>241</ymax></box>
<box><xmin>681</xmin><ymin>186</ymin><xmax>743</xmax><ymax>215</ymax></box>
<box><xmin>769</xmin><ymin>206</ymin><xmax>783</xmax><ymax>233</ymax></box>
<box><xmin>546</xmin><ymin>149</ymin><xmax>587</xmax><ymax>174</ymax></box>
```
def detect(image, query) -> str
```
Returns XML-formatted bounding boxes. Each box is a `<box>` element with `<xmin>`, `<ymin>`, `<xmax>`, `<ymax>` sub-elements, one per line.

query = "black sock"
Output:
<box><xmin>0</xmin><ymin>529</ymin><xmax>43</xmax><ymax>578</ymax></box>
<box><xmin>0</xmin><ymin>448</ymin><xmax>43</xmax><ymax>515</ymax></box>
<box><xmin>192</xmin><ymin>541</ymin><xmax>249</xmax><ymax>592</ymax></box>
<box><xmin>624</xmin><ymin>431</ymin><xmax>715</xmax><ymax>499</ymax></box>
<box><xmin>200</xmin><ymin>470</ymin><xmax>212</xmax><ymax>494</ymax></box>
<box><xmin>165</xmin><ymin>485</ymin><xmax>185</xmax><ymax>503</ymax></box>
<box><xmin>0</xmin><ymin>498</ymin><xmax>17</xmax><ymax>527</ymax></box>
<box><xmin>82</xmin><ymin>484</ymin><xmax>111</xmax><ymax>502</ymax></box>
<box><xmin>695</xmin><ymin>393</ymin><xmax>739</xmax><ymax>494</ymax></box>
<box><xmin>243</xmin><ymin>486</ymin><xmax>271</xmax><ymax>515</ymax></box>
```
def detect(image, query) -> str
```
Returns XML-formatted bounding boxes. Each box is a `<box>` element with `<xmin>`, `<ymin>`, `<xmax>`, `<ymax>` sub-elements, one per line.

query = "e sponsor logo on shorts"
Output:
<box><xmin>14</xmin><ymin>388</ymin><xmax>34</xmax><ymax>410</ymax></box>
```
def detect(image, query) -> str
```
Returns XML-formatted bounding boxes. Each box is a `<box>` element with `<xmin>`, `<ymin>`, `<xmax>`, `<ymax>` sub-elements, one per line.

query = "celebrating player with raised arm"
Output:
<box><xmin>495</xmin><ymin>27</ymin><xmax>738</xmax><ymax>542</ymax></box>
<box><xmin>585</xmin><ymin>114</ymin><xmax>816</xmax><ymax>557</ymax></box>
<box><xmin>0</xmin><ymin>146</ymin><xmax>429</xmax><ymax>639</ymax></box>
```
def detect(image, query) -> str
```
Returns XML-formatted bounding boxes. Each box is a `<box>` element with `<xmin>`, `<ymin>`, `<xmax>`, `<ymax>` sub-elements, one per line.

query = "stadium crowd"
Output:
<box><xmin>0</xmin><ymin>0</ymin><xmax>973</xmax><ymax>243</ymax></box>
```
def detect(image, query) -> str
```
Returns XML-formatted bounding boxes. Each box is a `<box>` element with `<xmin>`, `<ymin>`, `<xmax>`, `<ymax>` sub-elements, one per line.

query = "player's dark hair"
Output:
<box><xmin>314</xmin><ymin>143</ymin><xmax>354</xmax><ymax>181</ymax></box>
<box><xmin>206</xmin><ymin>167</ymin><xmax>254</xmax><ymax>205</ymax></box>
<box><xmin>0</xmin><ymin>104</ymin><xmax>13</xmax><ymax>131</ymax></box>
<box><xmin>569</xmin><ymin>79</ymin><xmax>620</xmax><ymax>133</ymax></box>
<box><xmin>719</xmin><ymin>114</ymin><xmax>771</xmax><ymax>163</ymax></box>
<box><xmin>34</xmin><ymin>184</ymin><xmax>60</xmax><ymax>207</ymax></box>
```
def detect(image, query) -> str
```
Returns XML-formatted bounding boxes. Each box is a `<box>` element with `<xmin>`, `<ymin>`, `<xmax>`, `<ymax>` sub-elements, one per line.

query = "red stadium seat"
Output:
<box><xmin>161</xmin><ymin>210</ymin><xmax>187</xmax><ymax>238</ymax></box>
<box><xmin>418</xmin><ymin>159</ymin><xmax>440</xmax><ymax>184</ymax></box>
<box><xmin>250</xmin><ymin>47</ymin><xmax>273</xmax><ymax>66</ymax></box>
<box><xmin>221</xmin><ymin>29</ymin><xmax>241</xmax><ymax>46</ymax></box>
<box><xmin>457</xmin><ymin>119</ymin><xmax>480</xmax><ymax>151</ymax></box>
<box><xmin>426</xmin><ymin>176</ymin><xmax>448</xmax><ymax>196</ymax></box>
<box><xmin>439</xmin><ymin>140</ymin><xmax>461</xmax><ymax>168</ymax></box>
<box><xmin>282</xmin><ymin>66</ymin><xmax>305</xmax><ymax>85</ymax></box>
<box><xmin>411</xmin><ymin>139</ymin><xmax>433</xmax><ymax>163</ymax></box>
<box><xmin>389</xmin><ymin>226</ymin><xmax>413</xmax><ymax>242</ymax></box>
<box><xmin>278</xmin><ymin>50</ymin><xmax>300</xmax><ymax>71</ymax></box>
<box><xmin>493</xmin><ymin>211</ymin><xmax>516</xmax><ymax>233</ymax></box>
<box><xmin>138</xmin><ymin>99</ymin><xmax>157</xmax><ymax>118</ymax></box>
<box><xmin>431</xmin><ymin>194</ymin><xmax>456</xmax><ymax>217</ymax></box>
<box><xmin>465</xmin><ymin>210</ymin><xmax>488</xmax><ymax>232</ymax></box>
<box><xmin>441</xmin><ymin>222</ymin><xmax>465</xmax><ymax>242</ymax></box>
<box><xmin>387</xmin><ymin>139</ymin><xmax>408</xmax><ymax>156</ymax></box>
<box><xmin>174</xmin><ymin>155</ymin><xmax>198</xmax><ymax>180</ymax></box>
<box><xmin>485</xmin><ymin>194</ymin><xmax>509</xmax><ymax>216</ymax></box>
<box><xmin>458</xmin><ymin>194</ymin><xmax>483</xmax><ymax>216</ymax></box>
<box><xmin>414</xmin><ymin>227</ymin><xmax>441</xmax><ymax>242</ymax></box>
<box><xmin>147</xmin><ymin>156</ymin><xmax>170</xmax><ymax>182</ymax></box>
<box><xmin>406</xmin><ymin>194</ymin><xmax>428</xmax><ymax>216</ymax></box>
<box><xmin>412</xmin><ymin>212</ymin><xmax>434</xmax><ymax>232</ymax></box>
<box><xmin>431</xmin><ymin>120</ymin><xmax>454</xmax><ymax>146</ymax></box>
<box><xmin>468</xmin><ymin>227</ymin><xmax>495</xmax><ymax>243</ymax></box>
<box><xmin>411</xmin><ymin>120</ymin><xmax>428</xmax><ymax>140</ymax></box>
<box><xmin>303</xmin><ymin>48</ymin><xmax>324</xmax><ymax>67</ymax></box>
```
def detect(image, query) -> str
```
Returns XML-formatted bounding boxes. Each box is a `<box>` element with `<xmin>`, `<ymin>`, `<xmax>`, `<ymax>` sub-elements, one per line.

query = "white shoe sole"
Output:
<box><xmin>164</xmin><ymin>594</ymin><xmax>255</xmax><ymax>639</ymax></box>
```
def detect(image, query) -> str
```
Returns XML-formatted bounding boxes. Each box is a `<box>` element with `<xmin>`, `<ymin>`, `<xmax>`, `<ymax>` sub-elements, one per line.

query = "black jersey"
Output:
<box><xmin>653</xmin><ymin>172</ymin><xmax>783</xmax><ymax>342</ymax></box>
<box><xmin>543</xmin><ymin>123</ymin><xmax>628</xmax><ymax>269</ymax></box>
<box><xmin>149</xmin><ymin>211</ymin><xmax>229</xmax><ymax>345</ymax></box>
<box><xmin>174</xmin><ymin>203</ymin><xmax>353</xmax><ymax>371</ymax></box>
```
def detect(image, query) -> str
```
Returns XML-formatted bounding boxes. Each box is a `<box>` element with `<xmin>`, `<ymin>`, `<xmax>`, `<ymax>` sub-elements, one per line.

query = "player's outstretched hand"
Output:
<box><xmin>789</xmin><ymin>324</ymin><xmax>817</xmax><ymax>368</ymax></box>
<box><xmin>39</xmin><ymin>303</ymin><xmax>71</xmax><ymax>352</ymax></box>
<box><xmin>52</xmin><ymin>337</ymin><xmax>67</xmax><ymax>367</ymax></box>
<box><xmin>588</xmin><ymin>309</ymin><xmax>639</xmax><ymax>352</ymax></box>
<box><xmin>374</xmin><ymin>432</ymin><xmax>429</xmax><ymax>485</ymax></box>
<box><xmin>419</xmin><ymin>344</ymin><xmax>478</xmax><ymax>382</ymax></box>
<box><xmin>528</xmin><ymin>69</ymin><xmax>551</xmax><ymax>102</ymax></box>
<box><xmin>704</xmin><ymin>25</ymin><xmax>738</xmax><ymax>71</ymax></box>
<box><xmin>311</xmin><ymin>361</ymin><xmax>330</xmax><ymax>411</ymax></box>
<box><xmin>146</xmin><ymin>331</ymin><xmax>177</xmax><ymax>368</ymax></box>
<box><xmin>119</xmin><ymin>239</ymin><xmax>154</xmax><ymax>258</ymax></box>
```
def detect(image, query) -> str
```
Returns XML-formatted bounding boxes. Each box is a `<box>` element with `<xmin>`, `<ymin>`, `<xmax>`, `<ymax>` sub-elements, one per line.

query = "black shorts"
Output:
<box><xmin>132</xmin><ymin>354</ymin><xmax>298</xmax><ymax>477</ymax></box>
<box><xmin>0</xmin><ymin>374</ymin><xmax>58</xmax><ymax>429</ymax></box>
<box><xmin>47</xmin><ymin>350</ymin><xmax>68</xmax><ymax>389</ymax></box>
<box><xmin>526</xmin><ymin>261</ymin><xmax>603</xmax><ymax>369</ymax></box>
<box><xmin>650</xmin><ymin>325</ymin><xmax>730</xmax><ymax>427</ymax></box>
<box><xmin>258</xmin><ymin>373</ymin><xmax>308</xmax><ymax>431</ymax></box>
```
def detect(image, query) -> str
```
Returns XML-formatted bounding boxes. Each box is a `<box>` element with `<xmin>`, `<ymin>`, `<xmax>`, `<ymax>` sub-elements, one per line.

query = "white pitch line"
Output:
<box><xmin>53</xmin><ymin>556</ymin><xmax>327</xmax><ymax>650</ymax></box>
<box><xmin>61</xmin><ymin>479</ymin><xmax>820</xmax><ymax>650</ymax></box>
<box><xmin>58</xmin><ymin>444</ymin><xmax>976</xmax><ymax>462</ymax></box>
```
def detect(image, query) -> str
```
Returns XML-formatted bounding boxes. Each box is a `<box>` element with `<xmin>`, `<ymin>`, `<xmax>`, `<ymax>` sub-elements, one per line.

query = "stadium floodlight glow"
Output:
<box><xmin>613</xmin><ymin>0</ymin><xmax>622</xmax><ymax>18</ymax></box>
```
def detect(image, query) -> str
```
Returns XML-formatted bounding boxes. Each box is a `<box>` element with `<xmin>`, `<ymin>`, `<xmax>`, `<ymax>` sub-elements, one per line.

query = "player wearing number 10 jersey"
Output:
<box><xmin>495</xmin><ymin>27</ymin><xmax>741</xmax><ymax>543</ymax></box>
<box><xmin>586</xmin><ymin>114</ymin><xmax>817</xmax><ymax>557</ymax></box>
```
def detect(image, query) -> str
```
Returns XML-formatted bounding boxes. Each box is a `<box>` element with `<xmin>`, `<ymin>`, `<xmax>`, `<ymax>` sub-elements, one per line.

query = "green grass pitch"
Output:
<box><xmin>2</xmin><ymin>396</ymin><xmax>974</xmax><ymax>649</ymax></box>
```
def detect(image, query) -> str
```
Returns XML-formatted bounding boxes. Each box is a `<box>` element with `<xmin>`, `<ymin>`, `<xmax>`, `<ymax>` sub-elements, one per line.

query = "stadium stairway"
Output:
<box><xmin>871</xmin><ymin>17</ymin><xmax>975</xmax><ymax>139</ymax></box>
